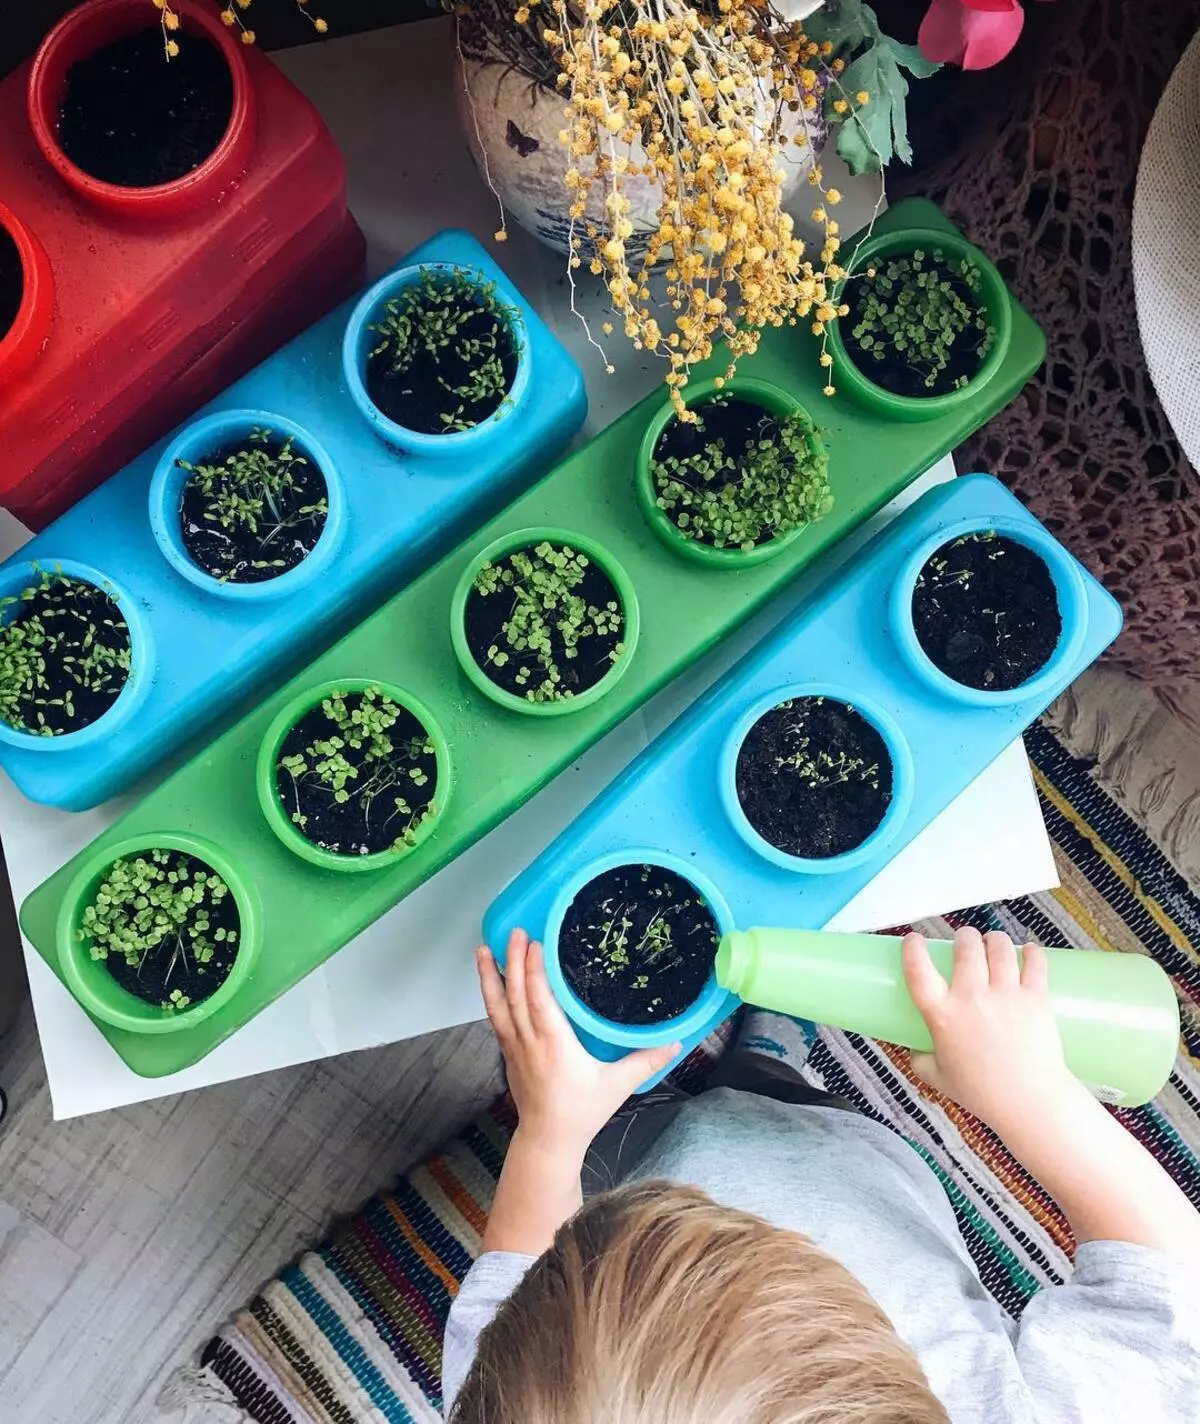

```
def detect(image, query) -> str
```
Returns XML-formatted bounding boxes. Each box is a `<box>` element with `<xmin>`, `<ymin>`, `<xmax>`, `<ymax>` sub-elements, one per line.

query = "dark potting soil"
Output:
<box><xmin>736</xmin><ymin>696</ymin><xmax>894</xmax><ymax>859</ymax></box>
<box><xmin>911</xmin><ymin>532</ymin><xmax>1062</xmax><ymax>692</ymax></box>
<box><xmin>465</xmin><ymin>546</ymin><xmax>625</xmax><ymax>702</ymax></box>
<box><xmin>841</xmin><ymin>257</ymin><xmax>991</xmax><ymax>399</ymax></box>
<box><xmin>0</xmin><ymin>225</ymin><xmax>21</xmax><ymax>342</ymax></box>
<box><xmin>559</xmin><ymin>862</ymin><xmax>721</xmax><ymax>1026</ymax></box>
<box><xmin>0</xmin><ymin>575</ymin><xmax>131</xmax><ymax>736</ymax></box>
<box><xmin>366</xmin><ymin>299</ymin><xmax>518</xmax><ymax>434</ymax></box>
<box><xmin>57</xmin><ymin>28</ymin><xmax>234</xmax><ymax>188</ymax></box>
<box><xmin>275</xmin><ymin>691</ymin><xmax>439</xmax><ymax>858</ymax></box>
<box><xmin>652</xmin><ymin>396</ymin><xmax>790</xmax><ymax>548</ymax></box>
<box><xmin>178</xmin><ymin>436</ymin><xmax>329</xmax><ymax>584</ymax></box>
<box><xmin>102</xmin><ymin>853</ymin><xmax>240</xmax><ymax>1009</ymax></box>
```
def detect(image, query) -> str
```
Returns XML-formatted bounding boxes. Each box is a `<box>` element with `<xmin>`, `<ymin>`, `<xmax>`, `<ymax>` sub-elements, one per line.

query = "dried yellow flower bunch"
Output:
<box><xmin>510</xmin><ymin>0</ymin><xmax>873</xmax><ymax>410</ymax></box>
<box><xmin>151</xmin><ymin>0</ymin><xmax>327</xmax><ymax>57</ymax></box>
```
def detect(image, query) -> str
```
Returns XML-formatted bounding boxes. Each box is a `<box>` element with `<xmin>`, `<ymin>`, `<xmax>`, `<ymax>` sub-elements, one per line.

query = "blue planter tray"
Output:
<box><xmin>484</xmin><ymin>474</ymin><xmax>1123</xmax><ymax>1081</ymax></box>
<box><xmin>0</xmin><ymin>230</ymin><xmax>586</xmax><ymax>810</ymax></box>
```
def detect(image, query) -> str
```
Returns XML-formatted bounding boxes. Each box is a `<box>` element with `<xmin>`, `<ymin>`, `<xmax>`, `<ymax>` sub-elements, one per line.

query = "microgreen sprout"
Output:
<box><xmin>0</xmin><ymin>571</ymin><xmax>132</xmax><ymax>736</ymax></box>
<box><xmin>278</xmin><ymin>686</ymin><xmax>438</xmax><ymax>855</ymax></box>
<box><xmin>843</xmin><ymin>248</ymin><xmax>996</xmax><ymax>395</ymax></box>
<box><xmin>471</xmin><ymin>541</ymin><xmax>625</xmax><ymax>703</ymax></box>
<box><xmin>651</xmin><ymin>396</ymin><xmax>833</xmax><ymax>551</ymax></box>
<box><xmin>770</xmin><ymin>697</ymin><xmax>881</xmax><ymax>792</ymax></box>
<box><xmin>368</xmin><ymin>270</ymin><xmax>519</xmax><ymax>433</ymax></box>
<box><xmin>78</xmin><ymin>848</ymin><xmax>238</xmax><ymax>1012</ymax></box>
<box><xmin>177</xmin><ymin>427</ymin><xmax>328</xmax><ymax>583</ymax></box>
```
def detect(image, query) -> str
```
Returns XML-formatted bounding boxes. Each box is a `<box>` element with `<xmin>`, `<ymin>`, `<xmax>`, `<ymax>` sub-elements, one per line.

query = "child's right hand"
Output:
<box><xmin>905</xmin><ymin>927</ymin><xmax>1200</xmax><ymax>1262</ymax></box>
<box><xmin>902</xmin><ymin>927</ymin><xmax>1082</xmax><ymax>1133</ymax></box>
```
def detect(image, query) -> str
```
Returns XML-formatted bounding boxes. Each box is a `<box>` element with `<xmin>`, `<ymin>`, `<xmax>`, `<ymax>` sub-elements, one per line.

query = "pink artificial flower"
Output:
<box><xmin>919</xmin><ymin>0</ymin><xmax>1026</xmax><ymax>70</ymax></box>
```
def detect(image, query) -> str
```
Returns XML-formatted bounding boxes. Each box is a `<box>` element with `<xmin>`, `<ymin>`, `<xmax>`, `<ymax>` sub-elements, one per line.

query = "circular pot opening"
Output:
<box><xmin>342</xmin><ymin>263</ymin><xmax>529</xmax><ymax>453</ymax></box>
<box><xmin>636</xmin><ymin>377</ymin><xmax>832</xmax><ymax>568</ymax></box>
<box><xmin>451</xmin><ymin>528</ymin><xmax>640</xmax><ymax>717</ymax></box>
<box><xmin>57</xmin><ymin>834</ymin><xmax>260</xmax><ymax>1034</ymax></box>
<box><xmin>150</xmin><ymin>411</ymin><xmax>343</xmax><ymax>597</ymax></box>
<box><xmin>546</xmin><ymin>854</ymin><xmax>733</xmax><ymax>1040</ymax></box>
<box><xmin>893</xmin><ymin>519</ymin><xmax>1088</xmax><ymax>705</ymax></box>
<box><xmin>28</xmin><ymin>0</ymin><xmax>254</xmax><ymax>215</ymax></box>
<box><xmin>0</xmin><ymin>225</ymin><xmax>22</xmax><ymax>347</ymax></box>
<box><xmin>827</xmin><ymin>227</ymin><xmax>1012</xmax><ymax>421</ymax></box>
<box><xmin>723</xmin><ymin>688</ymin><xmax>914</xmax><ymax>874</ymax></box>
<box><xmin>258</xmin><ymin>679</ymin><xmax>451</xmax><ymax>874</ymax></box>
<box><xmin>0</xmin><ymin>202</ymin><xmax>54</xmax><ymax>383</ymax></box>
<box><xmin>0</xmin><ymin>563</ymin><xmax>146</xmax><ymax>745</ymax></box>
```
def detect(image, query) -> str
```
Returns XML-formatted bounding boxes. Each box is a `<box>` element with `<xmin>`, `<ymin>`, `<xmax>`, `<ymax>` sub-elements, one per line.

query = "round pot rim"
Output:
<box><xmin>0</xmin><ymin>556</ymin><xmax>153</xmax><ymax>751</ymax></box>
<box><xmin>27</xmin><ymin>0</ymin><xmax>256</xmax><ymax>216</ymax></box>
<box><xmin>719</xmin><ymin>682</ymin><xmax>916</xmax><ymax>875</ymax></box>
<box><xmin>826</xmin><ymin>226</ymin><xmax>1013</xmax><ymax>420</ymax></box>
<box><xmin>449</xmin><ymin>525</ymin><xmax>641</xmax><ymax>718</ymax></box>
<box><xmin>341</xmin><ymin>260</ymin><xmax>531</xmax><ymax>456</ymax></box>
<box><xmin>542</xmin><ymin>846</ymin><xmax>735</xmax><ymax>1047</ymax></box>
<box><xmin>0</xmin><ymin>199</ymin><xmax>54</xmax><ymax>384</ymax></box>
<box><xmin>256</xmin><ymin>676</ymin><xmax>453</xmax><ymax>874</ymax></box>
<box><xmin>890</xmin><ymin>513</ymin><xmax>1090</xmax><ymax>706</ymax></box>
<box><xmin>634</xmin><ymin>376</ymin><xmax>827</xmax><ymax>570</ymax></box>
<box><xmin>148</xmin><ymin>408</ymin><xmax>347</xmax><ymax>601</ymax></box>
<box><xmin>55</xmin><ymin>830</ymin><xmax>262</xmax><ymax>1034</ymax></box>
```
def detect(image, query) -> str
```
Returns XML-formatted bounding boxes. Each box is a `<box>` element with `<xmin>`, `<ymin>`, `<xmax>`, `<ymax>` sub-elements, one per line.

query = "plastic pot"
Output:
<box><xmin>27</xmin><ymin>0</ymin><xmax>256</xmax><ymax>218</ymax></box>
<box><xmin>0</xmin><ymin>201</ymin><xmax>54</xmax><ymax>385</ymax></box>
<box><xmin>635</xmin><ymin>377</ymin><xmax>827</xmax><ymax>569</ymax></box>
<box><xmin>56</xmin><ymin>831</ymin><xmax>262</xmax><ymax>1033</ymax></box>
<box><xmin>149</xmin><ymin>408</ymin><xmax>346</xmax><ymax>601</ymax></box>
<box><xmin>542</xmin><ymin>848</ymin><xmax>736</xmax><ymax>1050</ymax></box>
<box><xmin>0</xmin><ymin>557</ymin><xmax>153</xmax><ymax>752</ymax></box>
<box><xmin>450</xmin><ymin>526</ymin><xmax>641</xmax><ymax>717</ymax></box>
<box><xmin>342</xmin><ymin>261</ymin><xmax>531</xmax><ymax>458</ymax></box>
<box><xmin>256</xmin><ymin>677</ymin><xmax>453</xmax><ymax>874</ymax></box>
<box><xmin>719</xmin><ymin>682</ymin><xmax>915</xmax><ymax>875</ymax></box>
<box><xmin>826</xmin><ymin>226</ymin><xmax>1012</xmax><ymax>424</ymax></box>
<box><xmin>889</xmin><ymin>514</ymin><xmax>1089</xmax><ymax>707</ymax></box>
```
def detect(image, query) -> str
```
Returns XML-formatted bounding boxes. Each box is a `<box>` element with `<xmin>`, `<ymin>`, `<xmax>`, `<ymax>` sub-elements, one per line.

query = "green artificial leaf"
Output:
<box><xmin>804</xmin><ymin>0</ymin><xmax>880</xmax><ymax>54</ymax></box>
<box><xmin>806</xmin><ymin>0</ymin><xmax>941</xmax><ymax>175</ymax></box>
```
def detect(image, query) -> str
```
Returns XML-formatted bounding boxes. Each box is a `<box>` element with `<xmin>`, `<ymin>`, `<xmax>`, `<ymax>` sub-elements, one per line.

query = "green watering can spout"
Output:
<box><xmin>715</xmin><ymin>927</ymin><xmax>1180</xmax><ymax>1109</ymax></box>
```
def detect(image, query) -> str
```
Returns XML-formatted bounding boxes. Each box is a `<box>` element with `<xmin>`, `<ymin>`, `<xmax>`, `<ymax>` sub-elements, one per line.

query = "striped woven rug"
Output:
<box><xmin>183</xmin><ymin>719</ymin><xmax>1200</xmax><ymax>1423</ymax></box>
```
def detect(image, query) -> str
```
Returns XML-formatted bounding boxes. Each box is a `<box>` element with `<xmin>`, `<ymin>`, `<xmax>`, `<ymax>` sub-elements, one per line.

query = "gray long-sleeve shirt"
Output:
<box><xmin>442</xmin><ymin>1089</ymin><xmax>1200</xmax><ymax>1420</ymax></box>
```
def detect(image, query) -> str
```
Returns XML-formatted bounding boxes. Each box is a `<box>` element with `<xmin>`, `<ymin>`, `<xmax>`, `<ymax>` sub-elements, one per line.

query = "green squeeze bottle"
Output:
<box><xmin>715</xmin><ymin>928</ymin><xmax>1180</xmax><ymax>1108</ymax></box>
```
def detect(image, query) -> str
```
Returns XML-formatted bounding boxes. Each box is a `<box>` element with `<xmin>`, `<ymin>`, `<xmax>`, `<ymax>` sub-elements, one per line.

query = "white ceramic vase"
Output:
<box><xmin>454</xmin><ymin>0</ymin><xmax>825</xmax><ymax>259</ymax></box>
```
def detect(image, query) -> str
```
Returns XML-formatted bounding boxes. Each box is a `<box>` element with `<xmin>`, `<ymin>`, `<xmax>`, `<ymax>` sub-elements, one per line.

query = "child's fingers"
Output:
<box><xmin>1020</xmin><ymin>941</ymin><xmax>1050</xmax><ymax>994</ymax></box>
<box><xmin>476</xmin><ymin>946</ymin><xmax>514</xmax><ymax>1044</ymax></box>
<box><xmin>503</xmin><ymin>927</ymin><xmax>534</xmax><ymax>1040</ymax></box>
<box><xmin>524</xmin><ymin>939</ymin><xmax>572</xmax><ymax>1037</ymax></box>
<box><xmin>611</xmin><ymin>1041</ymin><xmax>682</xmax><ymax>1097</ymax></box>
<box><xmin>901</xmin><ymin>932</ymin><xmax>948</xmax><ymax>1014</ymax></box>
<box><xmin>950</xmin><ymin>926</ymin><xmax>988</xmax><ymax>994</ymax></box>
<box><xmin>985</xmin><ymin>931</ymin><xmax>1020</xmax><ymax>989</ymax></box>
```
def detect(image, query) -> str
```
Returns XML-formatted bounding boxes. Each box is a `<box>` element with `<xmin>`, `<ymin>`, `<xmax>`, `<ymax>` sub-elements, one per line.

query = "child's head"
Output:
<box><xmin>452</xmin><ymin>1180</ymin><xmax>949</xmax><ymax>1423</ymax></box>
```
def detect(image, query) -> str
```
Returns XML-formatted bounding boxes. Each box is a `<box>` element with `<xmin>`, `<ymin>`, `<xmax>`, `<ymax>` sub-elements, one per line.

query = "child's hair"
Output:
<box><xmin>452</xmin><ymin>1179</ymin><xmax>949</xmax><ymax>1423</ymax></box>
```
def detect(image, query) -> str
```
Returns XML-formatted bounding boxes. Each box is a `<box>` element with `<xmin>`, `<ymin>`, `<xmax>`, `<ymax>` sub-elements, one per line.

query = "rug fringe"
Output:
<box><xmin>157</xmin><ymin>1363</ymin><xmax>251</xmax><ymax>1421</ymax></box>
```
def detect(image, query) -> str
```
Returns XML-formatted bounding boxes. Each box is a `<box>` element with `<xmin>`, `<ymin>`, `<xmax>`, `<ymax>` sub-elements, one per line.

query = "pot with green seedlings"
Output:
<box><xmin>149</xmin><ymin>410</ymin><xmax>345</xmax><ymax>599</ymax></box>
<box><xmin>56</xmin><ymin>832</ymin><xmax>261</xmax><ymax>1032</ymax></box>
<box><xmin>257</xmin><ymin>678</ymin><xmax>452</xmax><ymax>872</ymax></box>
<box><xmin>450</xmin><ymin>527</ymin><xmax>640</xmax><ymax>717</ymax></box>
<box><xmin>342</xmin><ymin>262</ymin><xmax>529</xmax><ymax>456</ymax></box>
<box><xmin>636</xmin><ymin>377</ymin><xmax>832</xmax><ymax>567</ymax></box>
<box><xmin>0</xmin><ymin>558</ymin><xmax>150</xmax><ymax>749</ymax></box>
<box><xmin>826</xmin><ymin>228</ymin><xmax>1012</xmax><ymax>423</ymax></box>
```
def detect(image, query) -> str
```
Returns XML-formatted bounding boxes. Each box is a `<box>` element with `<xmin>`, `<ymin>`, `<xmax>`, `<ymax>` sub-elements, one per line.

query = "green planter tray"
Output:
<box><xmin>18</xmin><ymin>198</ymin><xmax>1046</xmax><ymax>1076</ymax></box>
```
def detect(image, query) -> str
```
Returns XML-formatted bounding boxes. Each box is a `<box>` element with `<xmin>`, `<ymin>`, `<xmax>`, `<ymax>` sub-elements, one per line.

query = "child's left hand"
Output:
<box><xmin>477</xmin><ymin>929</ymin><xmax>680</xmax><ymax>1163</ymax></box>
